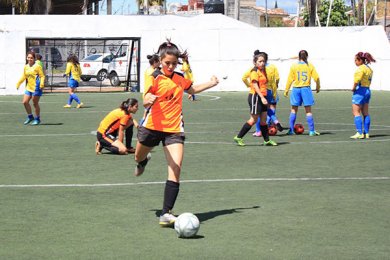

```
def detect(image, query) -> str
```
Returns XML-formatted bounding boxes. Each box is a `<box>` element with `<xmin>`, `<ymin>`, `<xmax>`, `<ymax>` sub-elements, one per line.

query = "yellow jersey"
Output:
<box><xmin>266</xmin><ymin>64</ymin><xmax>279</xmax><ymax>93</ymax></box>
<box><xmin>285</xmin><ymin>61</ymin><xmax>320</xmax><ymax>92</ymax></box>
<box><xmin>181</xmin><ymin>61</ymin><xmax>194</xmax><ymax>82</ymax></box>
<box><xmin>142</xmin><ymin>70</ymin><xmax>193</xmax><ymax>133</ymax></box>
<box><xmin>16</xmin><ymin>63</ymin><xmax>45</xmax><ymax>92</ymax></box>
<box><xmin>65</xmin><ymin>62</ymin><xmax>82</xmax><ymax>82</ymax></box>
<box><xmin>354</xmin><ymin>64</ymin><xmax>373</xmax><ymax>88</ymax></box>
<box><xmin>242</xmin><ymin>68</ymin><xmax>252</xmax><ymax>88</ymax></box>
<box><xmin>144</xmin><ymin>66</ymin><xmax>156</xmax><ymax>93</ymax></box>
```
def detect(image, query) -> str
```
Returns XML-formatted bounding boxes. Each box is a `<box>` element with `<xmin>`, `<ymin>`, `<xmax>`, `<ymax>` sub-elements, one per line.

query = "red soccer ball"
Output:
<box><xmin>268</xmin><ymin>125</ymin><xmax>278</xmax><ymax>136</ymax></box>
<box><xmin>294</xmin><ymin>123</ymin><xmax>305</xmax><ymax>135</ymax></box>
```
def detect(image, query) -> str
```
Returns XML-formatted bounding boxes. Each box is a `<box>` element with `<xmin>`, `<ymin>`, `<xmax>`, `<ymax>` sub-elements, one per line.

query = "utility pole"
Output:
<box><xmin>351</xmin><ymin>0</ymin><xmax>356</xmax><ymax>25</ymax></box>
<box><xmin>295</xmin><ymin>0</ymin><xmax>300</xmax><ymax>27</ymax></box>
<box><xmin>265</xmin><ymin>0</ymin><xmax>268</xmax><ymax>27</ymax></box>
<box><xmin>309</xmin><ymin>0</ymin><xmax>317</xmax><ymax>26</ymax></box>
<box><xmin>363</xmin><ymin>0</ymin><xmax>367</xmax><ymax>25</ymax></box>
<box><xmin>107</xmin><ymin>0</ymin><xmax>112</xmax><ymax>14</ymax></box>
<box><xmin>234</xmin><ymin>0</ymin><xmax>240</xmax><ymax>20</ymax></box>
<box><xmin>385</xmin><ymin>0</ymin><xmax>388</xmax><ymax>32</ymax></box>
<box><xmin>326</xmin><ymin>0</ymin><xmax>333</xmax><ymax>26</ymax></box>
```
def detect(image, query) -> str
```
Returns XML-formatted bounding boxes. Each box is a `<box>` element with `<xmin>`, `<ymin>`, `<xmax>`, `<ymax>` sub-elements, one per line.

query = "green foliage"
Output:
<box><xmin>303</xmin><ymin>0</ymin><xmax>349</xmax><ymax>26</ymax></box>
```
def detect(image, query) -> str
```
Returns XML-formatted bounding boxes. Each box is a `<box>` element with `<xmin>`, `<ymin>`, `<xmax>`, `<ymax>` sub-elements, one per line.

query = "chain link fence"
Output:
<box><xmin>26</xmin><ymin>37</ymin><xmax>141</xmax><ymax>92</ymax></box>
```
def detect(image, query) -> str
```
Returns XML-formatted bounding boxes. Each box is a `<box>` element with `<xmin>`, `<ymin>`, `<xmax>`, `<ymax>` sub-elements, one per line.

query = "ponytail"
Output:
<box><xmin>356</xmin><ymin>52</ymin><xmax>376</xmax><ymax>64</ymax></box>
<box><xmin>299</xmin><ymin>50</ymin><xmax>308</xmax><ymax>64</ymax></box>
<box><xmin>120</xmin><ymin>98</ymin><xmax>138</xmax><ymax>114</ymax></box>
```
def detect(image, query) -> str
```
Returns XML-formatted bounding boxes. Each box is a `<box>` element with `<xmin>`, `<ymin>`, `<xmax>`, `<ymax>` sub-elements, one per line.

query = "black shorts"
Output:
<box><xmin>248</xmin><ymin>93</ymin><xmax>267</xmax><ymax>115</ymax></box>
<box><xmin>137</xmin><ymin>126</ymin><xmax>185</xmax><ymax>147</ymax></box>
<box><xmin>96</xmin><ymin>131</ymin><xmax>119</xmax><ymax>154</ymax></box>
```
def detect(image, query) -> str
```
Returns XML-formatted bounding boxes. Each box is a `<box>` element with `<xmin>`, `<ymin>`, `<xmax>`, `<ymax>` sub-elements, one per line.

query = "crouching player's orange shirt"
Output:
<box><xmin>143</xmin><ymin>70</ymin><xmax>193</xmax><ymax>133</ymax></box>
<box><xmin>97</xmin><ymin>108</ymin><xmax>132</xmax><ymax>137</ymax></box>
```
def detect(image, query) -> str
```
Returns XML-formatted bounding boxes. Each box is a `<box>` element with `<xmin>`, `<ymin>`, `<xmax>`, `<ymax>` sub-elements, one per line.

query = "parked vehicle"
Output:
<box><xmin>80</xmin><ymin>53</ymin><xmax>114</xmax><ymax>81</ymax></box>
<box><xmin>107</xmin><ymin>41</ymin><xmax>138</xmax><ymax>87</ymax></box>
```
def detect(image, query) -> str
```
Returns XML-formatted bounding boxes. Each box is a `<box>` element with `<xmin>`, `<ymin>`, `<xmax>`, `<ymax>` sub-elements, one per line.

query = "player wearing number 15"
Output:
<box><xmin>284</xmin><ymin>50</ymin><xmax>320</xmax><ymax>136</ymax></box>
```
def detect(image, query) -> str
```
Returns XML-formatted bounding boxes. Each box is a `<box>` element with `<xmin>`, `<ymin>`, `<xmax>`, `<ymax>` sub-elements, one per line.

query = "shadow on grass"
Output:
<box><xmin>39</xmin><ymin>123</ymin><xmax>63</xmax><ymax>126</ymax></box>
<box><xmin>244</xmin><ymin>142</ymin><xmax>289</xmax><ymax>146</ymax></box>
<box><xmin>368</xmin><ymin>134</ymin><xmax>390</xmax><ymax>138</ymax></box>
<box><xmin>152</xmin><ymin>206</ymin><xmax>260</xmax><ymax>223</ymax></box>
<box><xmin>151</xmin><ymin>206</ymin><xmax>260</xmax><ymax>239</ymax></box>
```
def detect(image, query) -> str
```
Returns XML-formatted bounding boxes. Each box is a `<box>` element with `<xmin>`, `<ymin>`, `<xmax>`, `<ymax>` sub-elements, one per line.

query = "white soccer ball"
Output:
<box><xmin>174</xmin><ymin>212</ymin><xmax>200</xmax><ymax>238</ymax></box>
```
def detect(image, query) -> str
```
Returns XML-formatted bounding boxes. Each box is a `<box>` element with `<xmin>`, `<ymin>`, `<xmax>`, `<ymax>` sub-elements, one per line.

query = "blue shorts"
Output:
<box><xmin>290</xmin><ymin>87</ymin><xmax>314</xmax><ymax>107</ymax></box>
<box><xmin>352</xmin><ymin>86</ymin><xmax>370</xmax><ymax>105</ymax></box>
<box><xmin>266</xmin><ymin>89</ymin><xmax>279</xmax><ymax>104</ymax></box>
<box><xmin>68</xmin><ymin>79</ymin><xmax>79</xmax><ymax>88</ymax></box>
<box><xmin>25</xmin><ymin>89</ymin><xmax>43</xmax><ymax>97</ymax></box>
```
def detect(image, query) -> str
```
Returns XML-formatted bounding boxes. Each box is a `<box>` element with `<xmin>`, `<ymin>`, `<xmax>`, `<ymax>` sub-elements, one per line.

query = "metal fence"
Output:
<box><xmin>26</xmin><ymin>37</ymin><xmax>141</xmax><ymax>92</ymax></box>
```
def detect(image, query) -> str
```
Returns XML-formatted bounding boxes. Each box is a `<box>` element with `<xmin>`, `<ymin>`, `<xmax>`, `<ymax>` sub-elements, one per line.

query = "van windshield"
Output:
<box><xmin>83</xmin><ymin>54</ymin><xmax>102</xmax><ymax>61</ymax></box>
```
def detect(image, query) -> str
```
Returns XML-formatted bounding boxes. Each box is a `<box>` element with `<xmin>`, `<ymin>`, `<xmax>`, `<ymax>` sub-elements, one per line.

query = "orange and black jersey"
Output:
<box><xmin>97</xmin><ymin>108</ymin><xmax>132</xmax><ymax>136</ymax></box>
<box><xmin>249</xmin><ymin>67</ymin><xmax>268</xmax><ymax>96</ymax></box>
<box><xmin>143</xmin><ymin>69</ymin><xmax>193</xmax><ymax>133</ymax></box>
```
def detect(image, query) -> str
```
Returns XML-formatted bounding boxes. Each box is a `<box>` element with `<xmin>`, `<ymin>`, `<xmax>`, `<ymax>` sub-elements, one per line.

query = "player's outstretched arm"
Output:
<box><xmin>188</xmin><ymin>76</ymin><xmax>219</xmax><ymax>94</ymax></box>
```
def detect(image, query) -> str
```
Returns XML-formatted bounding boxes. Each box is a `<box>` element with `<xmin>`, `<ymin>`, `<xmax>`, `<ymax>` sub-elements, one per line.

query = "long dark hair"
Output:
<box><xmin>356</xmin><ymin>52</ymin><xmax>376</xmax><ymax>64</ymax></box>
<box><xmin>147</xmin><ymin>54</ymin><xmax>159</xmax><ymax>66</ymax></box>
<box><xmin>253</xmin><ymin>50</ymin><xmax>268</xmax><ymax>80</ymax></box>
<box><xmin>299</xmin><ymin>50</ymin><xmax>309</xmax><ymax>64</ymax></box>
<box><xmin>120</xmin><ymin>98</ymin><xmax>138</xmax><ymax>114</ymax></box>
<box><xmin>67</xmin><ymin>54</ymin><xmax>80</xmax><ymax>65</ymax></box>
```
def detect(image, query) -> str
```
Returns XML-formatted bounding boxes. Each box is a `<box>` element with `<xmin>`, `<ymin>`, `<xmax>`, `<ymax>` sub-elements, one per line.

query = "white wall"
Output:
<box><xmin>1</xmin><ymin>14</ymin><xmax>389</xmax><ymax>95</ymax></box>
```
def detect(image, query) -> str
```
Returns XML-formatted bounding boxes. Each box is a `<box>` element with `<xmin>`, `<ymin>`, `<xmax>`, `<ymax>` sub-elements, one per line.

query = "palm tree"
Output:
<box><xmin>0</xmin><ymin>0</ymin><xmax>49</xmax><ymax>14</ymax></box>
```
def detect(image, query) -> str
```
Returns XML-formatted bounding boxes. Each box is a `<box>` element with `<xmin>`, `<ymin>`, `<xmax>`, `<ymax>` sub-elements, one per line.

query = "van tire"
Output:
<box><xmin>109</xmin><ymin>72</ymin><xmax>121</xmax><ymax>87</ymax></box>
<box><xmin>97</xmin><ymin>70</ymin><xmax>108</xmax><ymax>81</ymax></box>
<box><xmin>81</xmin><ymin>76</ymin><xmax>91</xmax><ymax>81</ymax></box>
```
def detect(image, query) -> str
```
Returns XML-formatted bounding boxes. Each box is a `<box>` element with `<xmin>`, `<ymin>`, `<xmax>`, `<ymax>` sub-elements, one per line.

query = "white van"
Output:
<box><xmin>107</xmin><ymin>41</ymin><xmax>139</xmax><ymax>87</ymax></box>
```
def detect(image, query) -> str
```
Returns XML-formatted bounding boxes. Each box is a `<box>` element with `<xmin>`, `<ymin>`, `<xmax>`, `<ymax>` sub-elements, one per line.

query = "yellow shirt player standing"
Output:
<box><xmin>284</xmin><ymin>50</ymin><xmax>320</xmax><ymax>136</ymax></box>
<box><xmin>181</xmin><ymin>55</ymin><xmax>195</xmax><ymax>101</ymax></box>
<box><xmin>16</xmin><ymin>51</ymin><xmax>45</xmax><ymax>125</ymax></box>
<box><xmin>63</xmin><ymin>54</ymin><xmax>84</xmax><ymax>108</ymax></box>
<box><xmin>350</xmin><ymin>52</ymin><xmax>376</xmax><ymax>139</ymax></box>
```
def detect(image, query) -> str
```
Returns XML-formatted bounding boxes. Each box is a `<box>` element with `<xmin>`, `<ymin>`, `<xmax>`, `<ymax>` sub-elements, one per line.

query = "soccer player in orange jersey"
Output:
<box><xmin>234</xmin><ymin>51</ymin><xmax>277</xmax><ymax>146</ymax></box>
<box><xmin>134</xmin><ymin>40</ymin><xmax>219</xmax><ymax>226</ymax></box>
<box><xmin>95</xmin><ymin>98</ymin><xmax>139</xmax><ymax>155</ymax></box>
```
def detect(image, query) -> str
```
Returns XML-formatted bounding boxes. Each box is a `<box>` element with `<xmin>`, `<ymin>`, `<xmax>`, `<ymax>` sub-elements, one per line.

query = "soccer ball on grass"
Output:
<box><xmin>294</xmin><ymin>123</ymin><xmax>305</xmax><ymax>135</ymax></box>
<box><xmin>174</xmin><ymin>213</ymin><xmax>200</xmax><ymax>238</ymax></box>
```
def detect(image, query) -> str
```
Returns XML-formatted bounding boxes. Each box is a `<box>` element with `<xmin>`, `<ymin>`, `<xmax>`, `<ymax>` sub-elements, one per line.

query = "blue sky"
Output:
<box><xmin>100</xmin><ymin>0</ymin><xmax>350</xmax><ymax>15</ymax></box>
<box><xmin>99</xmin><ymin>0</ymin><xmax>302</xmax><ymax>15</ymax></box>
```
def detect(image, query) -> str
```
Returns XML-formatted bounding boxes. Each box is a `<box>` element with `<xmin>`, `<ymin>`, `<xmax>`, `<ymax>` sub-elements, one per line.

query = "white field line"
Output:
<box><xmin>1</xmin><ymin>176</ymin><xmax>389</xmax><ymax>189</ymax></box>
<box><xmin>1</xmin><ymin>133</ymin><xmax>390</xmax><ymax>145</ymax></box>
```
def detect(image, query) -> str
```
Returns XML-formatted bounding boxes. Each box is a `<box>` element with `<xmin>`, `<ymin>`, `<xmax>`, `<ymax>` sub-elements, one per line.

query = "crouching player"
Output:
<box><xmin>96</xmin><ymin>98</ymin><xmax>139</xmax><ymax>155</ymax></box>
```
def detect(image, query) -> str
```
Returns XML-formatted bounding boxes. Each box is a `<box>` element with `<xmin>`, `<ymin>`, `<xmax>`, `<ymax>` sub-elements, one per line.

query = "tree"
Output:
<box><xmin>0</xmin><ymin>0</ymin><xmax>49</xmax><ymax>14</ymax></box>
<box><xmin>303</xmin><ymin>0</ymin><xmax>349</xmax><ymax>26</ymax></box>
<box><xmin>137</xmin><ymin>0</ymin><xmax>165</xmax><ymax>14</ymax></box>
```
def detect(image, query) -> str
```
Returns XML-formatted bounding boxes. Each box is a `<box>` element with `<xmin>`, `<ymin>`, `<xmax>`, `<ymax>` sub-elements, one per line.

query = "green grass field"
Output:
<box><xmin>1</xmin><ymin>91</ymin><xmax>390</xmax><ymax>259</ymax></box>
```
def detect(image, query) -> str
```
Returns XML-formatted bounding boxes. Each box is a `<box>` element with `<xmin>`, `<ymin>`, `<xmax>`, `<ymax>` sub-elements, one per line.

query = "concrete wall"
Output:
<box><xmin>1</xmin><ymin>14</ymin><xmax>389</xmax><ymax>95</ymax></box>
